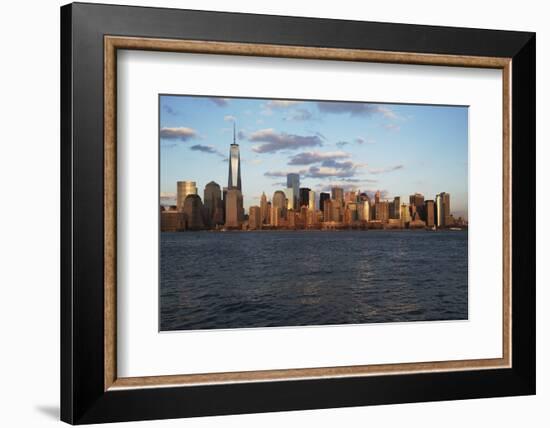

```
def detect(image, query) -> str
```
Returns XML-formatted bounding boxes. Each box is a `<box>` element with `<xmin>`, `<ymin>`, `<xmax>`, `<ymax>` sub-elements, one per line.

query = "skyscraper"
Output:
<box><xmin>260</xmin><ymin>192</ymin><xmax>268</xmax><ymax>224</ymax></box>
<box><xmin>228</xmin><ymin>123</ymin><xmax>242</xmax><ymax>190</ymax></box>
<box><xmin>332</xmin><ymin>203</ymin><xmax>342</xmax><ymax>222</ymax></box>
<box><xmin>182</xmin><ymin>194</ymin><xmax>205</xmax><ymax>230</ymax></box>
<box><xmin>359</xmin><ymin>193</ymin><xmax>371</xmax><ymax>221</ymax></box>
<box><xmin>442</xmin><ymin>192</ymin><xmax>451</xmax><ymax>224</ymax></box>
<box><xmin>346</xmin><ymin>203</ymin><xmax>358</xmax><ymax>223</ymax></box>
<box><xmin>331</xmin><ymin>187</ymin><xmax>344</xmax><ymax>204</ymax></box>
<box><xmin>435</xmin><ymin>194</ymin><xmax>444</xmax><ymax>227</ymax></box>
<box><xmin>359</xmin><ymin>201</ymin><xmax>370</xmax><ymax>221</ymax></box>
<box><xmin>225</xmin><ymin>188</ymin><xmax>243</xmax><ymax>228</ymax></box>
<box><xmin>287</xmin><ymin>173</ymin><xmax>300</xmax><ymax>209</ymax></box>
<box><xmin>248</xmin><ymin>206</ymin><xmax>261</xmax><ymax>230</ymax></box>
<box><xmin>203</xmin><ymin>181</ymin><xmax>222</xmax><ymax>225</ymax></box>
<box><xmin>400</xmin><ymin>203</ymin><xmax>411</xmax><ymax>224</ymax></box>
<box><xmin>299</xmin><ymin>187</ymin><xmax>311</xmax><ymax>208</ymax></box>
<box><xmin>284</xmin><ymin>187</ymin><xmax>295</xmax><ymax>210</ymax></box>
<box><xmin>435</xmin><ymin>192</ymin><xmax>451</xmax><ymax>227</ymax></box>
<box><xmin>176</xmin><ymin>181</ymin><xmax>197</xmax><ymax>212</ymax></box>
<box><xmin>266</xmin><ymin>201</ymin><xmax>272</xmax><ymax>225</ymax></box>
<box><xmin>344</xmin><ymin>191</ymin><xmax>357</xmax><ymax>204</ymax></box>
<box><xmin>271</xmin><ymin>205</ymin><xmax>281</xmax><ymax>227</ymax></box>
<box><xmin>323</xmin><ymin>199</ymin><xmax>332</xmax><ymax>222</ymax></box>
<box><xmin>308</xmin><ymin>190</ymin><xmax>315</xmax><ymax>211</ymax></box>
<box><xmin>319</xmin><ymin>192</ymin><xmax>330</xmax><ymax>211</ymax></box>
<box><xmin>410</xmin><ymin>193</ymin><xmax>425</xmax><ymax>220</ymax></box>
<box><xmin>374</xmin><ymin>190</ymin><xmax>381</xmax><ymax>204</ymax></box>
<box><xmin>425</xmin><ymin>199</ymin><xmax>435</xmax><ymax>227</ymax></box>
<box><xmin>375</xmin><ymin>201</ymin><xmax>389</xmax><ymax>222</ymax></box>
<box><xmin>272</xmin><ymin>190</ymin><xmax>287</xmax><ymax>221</ymax></box>
<box><xmin>272</xmin><ymin>190</ymin><xmax>287</xmax><ymax>210</ymax></box>
<box><xmin>391</xmin><ymin>196</ymin><xmax>401</xmax><ymax>219</ymax></box>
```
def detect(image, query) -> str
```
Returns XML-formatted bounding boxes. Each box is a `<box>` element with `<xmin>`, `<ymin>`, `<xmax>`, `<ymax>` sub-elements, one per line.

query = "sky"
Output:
<box><xmin>160</xmin><ymin>95</ymin><xmax>468</xmax><ymax>219</ymax></box>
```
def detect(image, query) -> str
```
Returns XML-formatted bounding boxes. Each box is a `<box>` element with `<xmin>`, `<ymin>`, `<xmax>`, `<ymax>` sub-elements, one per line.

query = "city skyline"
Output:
<box><xmin>160</xmin><ymin>95</ymin><xmax>468</xmax><ymax>219</ymax></box>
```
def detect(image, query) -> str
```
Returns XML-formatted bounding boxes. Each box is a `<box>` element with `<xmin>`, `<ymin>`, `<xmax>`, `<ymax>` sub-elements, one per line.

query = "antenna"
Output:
<box><xmin>233</xmin><ymin>121</ymin><xmax>236</xmax><ymax>144</ymax></box>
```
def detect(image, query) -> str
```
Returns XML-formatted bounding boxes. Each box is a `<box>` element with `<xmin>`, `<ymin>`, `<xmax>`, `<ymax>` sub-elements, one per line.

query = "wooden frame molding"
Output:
<box><xmin>104</xmin><ymin>35</ymin><xmax>512</xmax><ymax>391</ymax></box>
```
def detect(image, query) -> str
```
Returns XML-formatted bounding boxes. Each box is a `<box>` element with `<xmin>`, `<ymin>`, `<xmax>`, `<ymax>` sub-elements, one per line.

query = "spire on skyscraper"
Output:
<box><xmin>228</xmin><ymin>121</ymin><xmax>242</xmax><ymax>191</ymax></box>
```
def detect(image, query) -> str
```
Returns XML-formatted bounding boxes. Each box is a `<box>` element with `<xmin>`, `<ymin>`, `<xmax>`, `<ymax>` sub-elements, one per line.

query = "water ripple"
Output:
<box><xmin>160</xmin><ymin>230</ymin><xmax>468</xmax><ymax>331</ymax></box>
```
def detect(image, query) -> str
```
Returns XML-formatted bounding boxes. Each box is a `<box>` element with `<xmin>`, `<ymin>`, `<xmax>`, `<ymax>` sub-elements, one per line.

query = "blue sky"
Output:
<box><xmin>160</xmin><ymin>95</ymin><xmax>468</xmax><ymax>219</ymax></box>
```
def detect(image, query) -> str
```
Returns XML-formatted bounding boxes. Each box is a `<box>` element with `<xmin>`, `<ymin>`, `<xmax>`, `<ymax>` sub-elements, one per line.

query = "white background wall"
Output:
<box><xmin>0</xmin><ymin>0</ymin><xmax>546</xmax><ymax>426</ymax></box>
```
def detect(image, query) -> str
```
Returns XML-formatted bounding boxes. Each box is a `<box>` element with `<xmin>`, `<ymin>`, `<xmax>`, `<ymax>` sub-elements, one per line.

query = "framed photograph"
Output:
<box><xmin>61</xmin><ymin>2</ymin><xmax>535</xmax><ymax>424</ymax></box>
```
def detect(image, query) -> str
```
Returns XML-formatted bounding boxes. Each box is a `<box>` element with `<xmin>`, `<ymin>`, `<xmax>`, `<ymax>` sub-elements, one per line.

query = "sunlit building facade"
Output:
<box><xmin>391</xmin><ymin>196</ymin><xmax>401</xmax><ymax>219</ymax></box>
<box><xmin>286</xmin><ymin>173</ymin><xmax>300</xmax><ymax>209</ymax></box>
<box><xmin>375</xmin><ymin>201</ymin><xmax>389</xmax><ymax>223</ymax></box>
<box><xmin>400</xmin><ymin>203</ymin><xmax>411</xmax><ymax>224</ymax></box>
<box><xmin>225</xmin><ymin>189</ymin><xmax>243</xmax><ymax>228</ymax></box>
<box><xmin>331</xmin><ymin>187</ymin><xmax>344</xmax><ymax>204</ymax></box>
<box><xmin>176</xmin><ymin>181</ymin><xmax>197</xmax><ymax>212</ymax></box>
<box><xmin>272</xmin><ymin>190</ymin><xmax>287</xmax><ymax>221</ymax></box>
<box><xmin>425</xmin><ymin>199</ymin><xmax>435</xmax><ymax>227</ymax></box>
<box><xmin>410</xmin><ymin>193</ymin><xmax>425</xmax><ymax>220</ymax></box>
<box><xmin>435</xmin><ymin>192</ymin><xmax>450</xmax><ymax>228</ymax></box>
<box><xmin>308</xmin><ymin>190</ymin><xmax>315</xmax><ymax>211</ymax></box>
<box><xmin>248</xmin><ymin>205</ymin><xmax>261</xmax><ymax>230</ymax></box>
<box><xmin>284</xmin><ymin>187</ymin><xmax>295</xmax><ymax>210</ymax></box>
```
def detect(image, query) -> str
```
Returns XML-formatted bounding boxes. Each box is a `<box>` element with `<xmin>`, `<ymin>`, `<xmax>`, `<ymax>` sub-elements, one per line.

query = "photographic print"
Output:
<box><xmin>159</xmin><ymin>95</ymin><xmax>468</xmax><ymax>331</ymax></box>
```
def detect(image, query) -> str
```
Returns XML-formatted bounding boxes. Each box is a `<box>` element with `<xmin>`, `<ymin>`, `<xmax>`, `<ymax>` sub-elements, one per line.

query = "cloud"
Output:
<box><xmin>265</xmin><ymin>156</ymin><xmax>363</xmax><ymax>180</ymax></box>
<box><xmin>339</xmin><ymin>178</ymin><xmax>378</xmax><ymax>183</ymax></box>
<box><xmin>209</xmin><ymin>97</ymin><xmax>229</xmax><ymax>107</ymax></box>
<box><xmin>265</xmin><ymin>159</ymin><xmax>368</xmax><ymax>182</ymax></box>
<box><xmin>314</xmin><ymin>183</ymin><xmax>385</xmax><ymax>194</ymax></box>
<box><xmin>288</xmin><ymin>151</ymin><xmax>350</xmax><ymax>165</ymax></box>
<box><xmin>316</xmin><ymin>101</ymin><xmax>403</xmax><ymax>131</ymax></box>
<box><xmin>260</xmin><ymin>100</ymin><xmax>303</xmax><ymax>117</ymax></box>
<box><xmin>247</xmin><ymin>128</ymin><xmax>323</xmax><ymax>153</ymax></box>
<box><xmin>284</xmin><ymin>108</ymin><xmax>314</xmax><ymax>122</ymax></box>
<box><xmin>266</xmin><ymin>100</ymin><xmax>302</xmax><ymax>108</ymax></box>
<box><xmin>367</xmin><ymin>164</ymin><xmax>404</xmax><ymax>174</ymax></box>
<box><xmin>377</xmin><ymin>106</ymin><xmax>398</xmax><ymax>119</ymax></box>
<box><xmin>264</xmin><ymin>170</ymin><xmax>305</xmax><ymax>178</ymax></box>
<box><xmin>224</xmin><ymin>115</ymin><xmax>236</xmax><ymax>122</ymax></box>
<box><xmin>304</xmin><ymin>159</ymin><xmax>364</xmax><ymax>179</ymax></box>
<box><xmin>160</xmin><ymin>127</ymin><xmax>198</xmax><ymax>141</ymax></box>
<box><xmin>314</xmin><ymin>131</ymin><xmax>327</xmax><ymax>140</ymax></box>
<box><xmin>317</xmin><ymin>102</ymin><xmax>397</xmax><ymax>118</ymax></box>
<box><xmin>354</xmin><ymin>137</ymin><xmax>375</xmax><ymax>145</ymax></box>
<box><xmin>336</xmin><ymin>137</ymin><xmax>374</xmax><ymax>147</ymax></box>
<box><xmin>190</xmin><ymin>144</ymin><xmax>225</xmax><ymax>158</ymax></box>
<box><xmin>320</xmin><ymin>159</ymin><xmax>355</xmax><ymax>169</ymax></box>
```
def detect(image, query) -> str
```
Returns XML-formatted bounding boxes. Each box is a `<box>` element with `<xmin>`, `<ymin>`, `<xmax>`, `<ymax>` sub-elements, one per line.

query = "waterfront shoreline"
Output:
<box><xmin>161</xmin><ymin>227</ymin><xmax>468</xmax><ymax>233</ymax></box>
